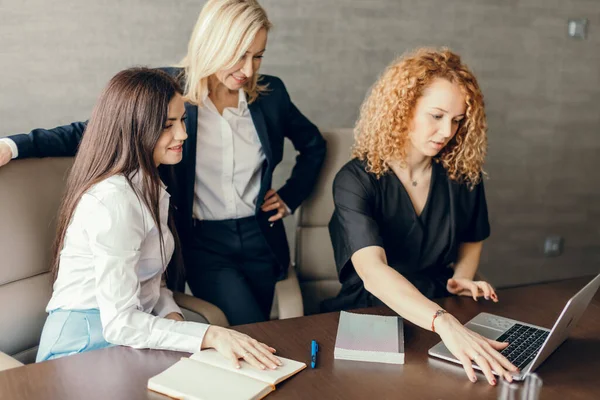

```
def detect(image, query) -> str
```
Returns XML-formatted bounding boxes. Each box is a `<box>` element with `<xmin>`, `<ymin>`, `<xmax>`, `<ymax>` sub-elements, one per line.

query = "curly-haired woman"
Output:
<box><xmin>324</xmin><ymin>48</ymin><xmax>517</xmax><ymax>385</ymax></box>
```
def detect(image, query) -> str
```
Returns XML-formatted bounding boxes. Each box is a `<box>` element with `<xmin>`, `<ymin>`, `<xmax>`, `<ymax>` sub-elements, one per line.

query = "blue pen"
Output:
<box><xmin>311</xmin><ymin>340</ymin><xmax>319</xmax><ymax>369</ymax></box>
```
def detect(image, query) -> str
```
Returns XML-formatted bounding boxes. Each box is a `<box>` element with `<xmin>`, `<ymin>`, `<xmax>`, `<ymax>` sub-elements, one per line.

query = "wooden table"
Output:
<box><xmin>1</xmin><ymin>277</ymin><xmax>599</xmax><ymax>400</ymax></box>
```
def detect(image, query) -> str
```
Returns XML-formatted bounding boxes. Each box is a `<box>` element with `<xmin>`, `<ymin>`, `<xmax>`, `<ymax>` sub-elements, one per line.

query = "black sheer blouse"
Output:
<box><xmin>323</xmin><ymin>158</ymin><xmax>490</xmax><ymax>312</ymax></box>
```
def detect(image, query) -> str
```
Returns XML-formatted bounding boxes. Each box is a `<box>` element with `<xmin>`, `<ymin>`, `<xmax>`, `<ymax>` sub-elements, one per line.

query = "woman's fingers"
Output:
<box><xmin>248</xmin><ymin>339</ymin><xmax>281</xmax><ymax>367</ymax></box>
<box><xmin>208</xmin><ymin>328</ymin><xmax>281</xmax><ymax>371</ymax></box>
<box><xmin>489</xmin><ymin>285</ymin><xmax>499</xmax><ymax>302</ymax></box>
<box><xmin>264</xmin><ymin>189</ymin><xmax>276</xmax><ymax>199</ymax></box>
<box><xmin>254</xmin><ymin>341</ymin><xmax>282</xmax><ymax>365</ymax></box>
<box><xmin>469</xmin><ymin>281</ymin><xmax>480</xmax><ymax>301</ymax></box>
<box><xmin>488</xmin><ymin>339</ymin><xmax>509</xmax><ymax>351</ymax></box>
<box><xmin>448</xmin><ymin>279</ymin><xmax>485</xmax><ymax>300</ymax></box>
<box><xmin>262</xmin><ymin>196</ymin><xmax>279</xmax><ymax>207</ymax></box>
<box><xmin>239</xmin><ymin>349</ymin><xmax>266</xmax><ymax>370</ymax></box>
<box><xmin>447</xmin><ymin>279</ymin><xmax>472</xmax><ymax>297</ymax></box>
<box><xmin>245</xmin><ymin>345</ymin><xmax>279</xmax><ymax>370</ymax></box>
<box><xmin>233</xmin><ymin>338</ymin><xmax>282</xmax><ymax>370</ymax></box>
<box><xmin>477</xmin><ymin>281</ymin><xmax>497</xmax><ymax>302</ymax></box>
<box><xmin>447</xmin><ymin>278</ymin><xmax>459</xmax><ymax>293</ymax></box>
<box><xmin>470</xmin><ymin>350</ymin><xmax>496</xmax><ymax>385</ymax></box>
<box><xmin>447</xmin><ymin>279</ymin><xmax>501</xmax><ymax>302</ymax></box>
<box><xmin>439</xmin><ymin>317</ymin><xmax>519</xmax><ymax>386</ymax></box>
<box><xmin>474</xmin><ymin>281</ymin><xmax>499</xmax><ymax>302</ymax></box>
<box><xmin>262</xmin><ymin>202</ymin><xmax>280</xmax><ymax>212</ymax></box>
<box><xmin>0</xmin><ymin>142</ymin><xmax>12</xmax><ymax>168</ymax></box>
<box><xmin>487</xmin><ymin>356</ymin><xmax>510</xmax><ymax>382</ymax></box>
<box><xmin>457</xmin><ymin>353</ymin><xmax>478</xmax><ymax>383</ymax></box>
<box><xmin>480</xmin><ymin>344</ymin><xmax>514</xmax><ymax>382</ymax></box>
<box><xmin>473</xmin><ymin>342</ymin><xmax>509</xmax><ymax>383</ymax></box>
<box><xmin>228</xmin><ymin>350</ymin><xmax>241</xmax><ymax>369</ymax></box>
<box><xmin>478</xmin><ymin>282</ymin><xmax>492</xmax><ymax>300</ymax></box>
<box><xmin>486</xmin><ymin>340</ymin><xmax>518</xmax><ymax>372</ymax></box>
<box><xmin>268</xmin><ymin>211</ymin><xmax>284</xmax><ymax>222</ymax></box>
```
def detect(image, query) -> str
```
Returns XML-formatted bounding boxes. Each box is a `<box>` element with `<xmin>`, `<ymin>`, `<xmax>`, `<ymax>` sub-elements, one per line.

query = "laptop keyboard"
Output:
<box><xmin>494</xmin><ymin>323</ymin><xmax>549</xmax><ymax>370</ymax></box>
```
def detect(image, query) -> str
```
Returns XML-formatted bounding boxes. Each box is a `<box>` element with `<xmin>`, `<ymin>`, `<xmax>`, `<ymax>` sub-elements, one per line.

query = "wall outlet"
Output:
<box><xmin>568</xmin><ymin>19</ymin><xmax>588</xmax><ymax>39</ymax></box>
<box><xmin>544</xmin><ymin>236</ymin><xmax>564</xmax><ymax>257</ymax></box>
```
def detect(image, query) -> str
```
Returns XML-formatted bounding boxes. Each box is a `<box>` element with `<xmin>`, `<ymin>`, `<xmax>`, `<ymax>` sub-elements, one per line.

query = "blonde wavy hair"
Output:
<box><xmin>178</xmin><ymin>0</ymin><xmax>272</xmax><ymax>105</ymax></box>
<box><xmin>353</xmin><ymin>48</ymin><xmax>487</xmax><ymax>186</ymax></box>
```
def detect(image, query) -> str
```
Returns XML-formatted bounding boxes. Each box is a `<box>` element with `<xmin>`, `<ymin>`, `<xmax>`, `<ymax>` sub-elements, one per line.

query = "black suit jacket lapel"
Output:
<box><xmin>249</xmin><ymin>101</ymin><xmax>273</xmax><ymax>162</ymax></box>
<box><xmin>183</xmin><ymin>102</ymin><xmax>198</xmax><ymax>221</ymax></box>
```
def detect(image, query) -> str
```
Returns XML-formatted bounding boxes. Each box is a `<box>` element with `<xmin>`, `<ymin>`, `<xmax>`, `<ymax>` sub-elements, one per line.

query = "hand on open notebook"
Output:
<box><xmin>201</xmin><ymin>326</ymin><xmax>283</xmax><ymax>370</ymax></box>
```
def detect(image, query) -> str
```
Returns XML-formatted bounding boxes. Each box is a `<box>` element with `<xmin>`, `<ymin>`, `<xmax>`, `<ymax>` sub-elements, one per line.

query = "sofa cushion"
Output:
<box><xmin>0</xmin><ymin>158</ymin><xmax>73</xmax><ymax>362</ymax></box>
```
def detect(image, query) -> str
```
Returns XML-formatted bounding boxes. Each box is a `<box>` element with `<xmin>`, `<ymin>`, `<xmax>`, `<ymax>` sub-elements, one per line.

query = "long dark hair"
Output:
<box><xmin>51</xmin><ymin>67</ymin><xmax>183</xmax><ymax>282</ymax></box>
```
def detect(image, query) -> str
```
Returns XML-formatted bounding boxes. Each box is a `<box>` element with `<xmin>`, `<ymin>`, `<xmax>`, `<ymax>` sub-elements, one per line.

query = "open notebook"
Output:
<box><xmin>334</xmin><ymin>311</ymin><xmax>405</xmax><ymax>364</ymax></box>
<box><xmin>148</xmin><ymin>349</ymin><xmax>306</xmax><ymax>400</ymax></box>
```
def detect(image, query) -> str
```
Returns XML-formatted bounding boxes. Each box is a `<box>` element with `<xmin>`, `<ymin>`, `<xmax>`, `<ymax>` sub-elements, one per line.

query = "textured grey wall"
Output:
<box><xmin>1</xmin><ymin>0</ymin><xmax>598</xmax><ymax>287</ymax></box>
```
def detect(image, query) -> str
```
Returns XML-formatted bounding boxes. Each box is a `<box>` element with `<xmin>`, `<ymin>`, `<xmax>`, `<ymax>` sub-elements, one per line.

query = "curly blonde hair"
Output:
<box><xmin>353</xmin><ymin>48</ymin><xmax>487</xmax><ymax>186</ymax></box>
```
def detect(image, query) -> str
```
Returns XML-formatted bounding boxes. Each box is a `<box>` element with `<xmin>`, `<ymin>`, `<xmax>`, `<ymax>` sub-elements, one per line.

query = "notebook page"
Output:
<box><xmin>148</xmin><ymin>357</ymin><xmax>273</xmax><ymax>400</ymax></box>
<box><xmin>190</xmin><ymin>349</ymin><xmax>306</xmax><ymax>385</ymax></box>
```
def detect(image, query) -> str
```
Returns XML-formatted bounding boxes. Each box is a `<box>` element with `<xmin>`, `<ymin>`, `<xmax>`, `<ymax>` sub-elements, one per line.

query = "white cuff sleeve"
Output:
<box><xmin>0</xmin><ymin>138</ymin><xmax>18</xmax><ymax>159</ymax></box>
<box><xmin>153</xmin><ymin>285</ymin><xmax>185</xmax><ymax>319</ymax></box>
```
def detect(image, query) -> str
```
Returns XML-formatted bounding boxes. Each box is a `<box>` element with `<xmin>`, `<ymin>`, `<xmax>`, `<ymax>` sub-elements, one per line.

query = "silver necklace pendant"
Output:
<box><xmin>412</xmin><ymin>181</ymin><xmax>417</xmax><ymax>187</ymax></box>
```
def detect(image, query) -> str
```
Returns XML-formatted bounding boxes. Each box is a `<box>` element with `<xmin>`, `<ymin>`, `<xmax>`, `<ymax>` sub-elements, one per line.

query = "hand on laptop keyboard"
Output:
<box><xmin>435</xmin><ymin>313</ymin><xmax>519</xmax><ymax>386</ymax></box>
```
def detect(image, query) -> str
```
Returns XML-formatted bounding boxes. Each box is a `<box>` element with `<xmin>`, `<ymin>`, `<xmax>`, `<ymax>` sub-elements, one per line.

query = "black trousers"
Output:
<box><xmin>184</xmin><ymin>216</ymin><xmax>278</xmax><ymax>326</ymax></box>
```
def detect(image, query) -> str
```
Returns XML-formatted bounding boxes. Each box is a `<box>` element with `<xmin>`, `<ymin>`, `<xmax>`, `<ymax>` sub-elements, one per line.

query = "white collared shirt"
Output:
<box><xmin>47</xmin><ymin>173</ymin><xmax>209</xmax><ymax>353</ymax></box>
<box><xmin>194</xmin><ymin>89</ymin><xmax>266</xmax><ymax>220</ymax></box>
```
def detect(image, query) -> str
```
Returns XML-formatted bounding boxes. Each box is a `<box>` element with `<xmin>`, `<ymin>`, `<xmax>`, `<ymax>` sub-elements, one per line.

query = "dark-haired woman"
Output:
<box><xmin>35</xmin><ymin>68</ymin><xmax>281</xmax><ymax>371</ymax></box>
<box><xmin>0</xmin><ymin>0</ymin><xmax>326</xmax><ymax>326</ymax></box>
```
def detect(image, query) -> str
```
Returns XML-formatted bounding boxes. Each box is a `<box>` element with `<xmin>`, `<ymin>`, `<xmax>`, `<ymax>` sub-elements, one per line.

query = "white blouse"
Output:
<box><xmin>193</xmin><ymin>89</ymin><xmax>266</xmax><ymax>220</ymax></box>
<box><xmin>47</xmin><ymin>173</ymin><xmax>209</xmax><ymax>353</ymax></box>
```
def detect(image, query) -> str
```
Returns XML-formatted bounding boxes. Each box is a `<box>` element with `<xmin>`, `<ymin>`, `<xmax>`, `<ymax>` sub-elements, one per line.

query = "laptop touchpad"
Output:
<box><xmin>465</xmin><ymin>323</ymin><xmax>503</xmax><ymax>340</ymax></box>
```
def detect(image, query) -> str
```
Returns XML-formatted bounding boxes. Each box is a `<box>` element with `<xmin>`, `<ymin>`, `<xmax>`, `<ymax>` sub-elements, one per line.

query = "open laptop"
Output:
<box><xmin>428</xmin><ymin>274</ymin><xmax>600</xmax><ymax>380</ymax></box>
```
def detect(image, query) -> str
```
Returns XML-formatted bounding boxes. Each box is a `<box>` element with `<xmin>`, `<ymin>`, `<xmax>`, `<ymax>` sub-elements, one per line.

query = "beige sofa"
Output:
<box><xmin>0</xmin><ymin>158</ymin><xmax>228</xmax><ymax>371</ymax></box>
<box><xmin>0</xmin><ymin>128</ymin><xmax>355</xmax><ymax>371</ymax></box>
<box><xmin>283</xmin><ymin>129</ymin><xmax>354</xmax><ymax>315</ymax></box>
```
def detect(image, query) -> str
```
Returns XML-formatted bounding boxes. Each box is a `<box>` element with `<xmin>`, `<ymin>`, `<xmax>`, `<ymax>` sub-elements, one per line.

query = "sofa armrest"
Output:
<box><xmin>173</xmin><ymin>292</ymin><xmax>229</xmax><ymax>327</ymax></box>
<box><xmin>0</xmin><ymin>351</ymin><xmax>24</xmax><ymax>372</ymax></box>
<box><xmin>274</xmin><ymin>265</ymin><xmax>304</xmax><ymax>319</ymax></box>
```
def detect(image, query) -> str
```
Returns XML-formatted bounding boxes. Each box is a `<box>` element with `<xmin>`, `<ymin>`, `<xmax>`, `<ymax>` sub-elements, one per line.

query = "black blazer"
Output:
<box><xmin>10</xmin><ymin>68</ymin><xmax>327</xmax><ymax>286</ymax></box>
